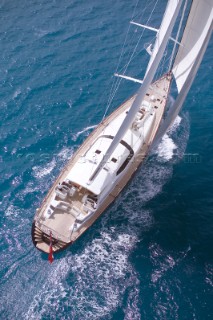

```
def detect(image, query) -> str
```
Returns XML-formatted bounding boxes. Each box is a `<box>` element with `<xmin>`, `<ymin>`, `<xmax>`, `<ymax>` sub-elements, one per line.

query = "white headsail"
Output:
<box><xmin>89</xmin><ymin>0</ymin><xmax>183</xmax><ymax>181</ymax></box>
<box><xmin>153</xmin><ymin>0</ymin><xmax>213</xmax><ymax>146</ymax></box>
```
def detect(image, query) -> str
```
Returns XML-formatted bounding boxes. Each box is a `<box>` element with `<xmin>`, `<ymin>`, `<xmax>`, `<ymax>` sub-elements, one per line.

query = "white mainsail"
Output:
<box><xmin>154</xmin><ymin>0</ymin><xmax>213</xmax><ymax>146</ymax></box>
<box><xmin>145</xmin><ymin>0</ymin><xmax>183</xmax><ymax>76</ymax></box>
<box><xmin>89</xmin><ymin>0</ymin><xmax>183</xmax><ymax>182</ymax></box>
<box><xmin>172</xmin><ymin>0</ymin><xmax>213</xmax><ymax>93</ymax></box>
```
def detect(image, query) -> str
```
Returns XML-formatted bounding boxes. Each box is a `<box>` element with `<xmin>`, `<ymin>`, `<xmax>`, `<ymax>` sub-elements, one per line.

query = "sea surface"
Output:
<box><xmin>0</xmin><ymin>0</ymin><xmax>212</xmax><ymax>319</ymax></box>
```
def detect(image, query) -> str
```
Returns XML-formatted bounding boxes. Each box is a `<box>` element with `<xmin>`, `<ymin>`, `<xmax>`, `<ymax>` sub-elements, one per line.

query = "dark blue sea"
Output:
<box><xmin>0</xmin><ymin>0</ymin><xmax>212</xmax><ymax>319</ymax></box>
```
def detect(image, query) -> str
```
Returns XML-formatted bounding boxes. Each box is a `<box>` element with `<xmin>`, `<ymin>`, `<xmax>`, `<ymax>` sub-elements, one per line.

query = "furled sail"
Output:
<box><xmin>172</xmin><ymin>0</ymin><xmax>213</xmax><ymax>93</ymax></box>
<box><xmin>153</xmin><ymin>0</ymin><xmax>213</xmax><ymax>147</ymax></box>
<box><xmin>89</xmin><ymin>0</ymin><xmax>183</xmax><ymax>182</ymax></box>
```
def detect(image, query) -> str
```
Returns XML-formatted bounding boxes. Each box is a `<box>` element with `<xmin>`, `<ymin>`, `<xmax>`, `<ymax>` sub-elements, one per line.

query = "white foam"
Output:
<box><xmin>154</xmin><ymin>115</ymin><xmax>183</xmax><ymax>162</ymax></box>
<box><xmin>67</xmin><ymin>100</ymin><xmax>72</xmax><ymax>108</ymax></box>
<box><xmin>205</xmin><ymin>263</ymin><xmax>213</xmax><ymax>287</ymax></box>
<box><xmin>11</xmin><ymin>175</ymin><xmax>22</xmax><ymax>186</ymax></box>
<box><xmin>122</xmin><ymin>160</ymin><xmax>173</xmax><ymax>207</ymax></box>
<box><xmin>23</xmin><ymin>113</ymin><xmax>189</xmax><ymax>320</ymax></box>
<box><xmin>71</xmin><ymin>124</ymin><xmax>97</xmax><ymax>141</ymax></box>
<box><xmin>34</xmin><ymin>28</ymin><xmax>50</xmax><ymax>38</ymax></box>
<box><xmin>32</xmin><ymin>147</ymin><xmax>73</xmax><ymax>180</ymax></box>
<box><xmin>25</xmin><ymin>230</ymin><xmax>140</xmax><ymax>320</ymax></box>
<box><xmin>124</xmin><ymin>286</ymin><xmax>141</xmax><ymax>320</ymax></box>
<box><xmin>150</xmin><ymin>243</ymin><xmax>191</xmax><ymax>283</ymax></box>
<box><xmin>168</xmin><ymin>115</ymin><xmax>182</xmax><ymax>134</ymax></box>
<box><xmin>21</xmin><ymin>182</ymin><xmax>40</xmax><ymax>196</ymax></box>
<box><xmin>157</xmin><ymin>133</ymin><xmax>177</xmax><ymax>161</ymax></box>
<box><xmin>5</xmin><ymin>205</ymin><xmax>20</xmax><ymax>217</ymax></box>
<box><xmin>13</xmin><ymin>88</ymin><xmax>21</xmax><ymax>99</ymax></box>
<box><xmin>57</xmin><ymin>147</ymin><xmax>73</xmax><ymax>161</ymax></box>
<box><xmin>32</xmin><ymin>159</ymin><xmax>56</xmax><ymax>179</ymax></box>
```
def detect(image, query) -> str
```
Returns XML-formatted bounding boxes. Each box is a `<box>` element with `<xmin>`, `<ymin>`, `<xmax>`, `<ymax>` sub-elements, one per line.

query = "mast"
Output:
<box><xmin>153</xmin><ymin>0</ymin><xmax>213</xmax><ymax>146</ymax></box>
<box><xmin>89</xmin><ymin>0</ymin><xmax>183</xmax><ymax>182</ymax></box>
<box><xmin>145</xmin><ymin>0</ymin><xmax>182</xmax><ymax>76</ymax></box>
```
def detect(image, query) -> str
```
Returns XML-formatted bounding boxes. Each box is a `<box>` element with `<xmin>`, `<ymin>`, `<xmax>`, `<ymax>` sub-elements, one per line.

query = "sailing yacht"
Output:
<box><xmin>32</xmin><ymin>0</ymin><xmax>213</xmax><ymax>254</ymax></box>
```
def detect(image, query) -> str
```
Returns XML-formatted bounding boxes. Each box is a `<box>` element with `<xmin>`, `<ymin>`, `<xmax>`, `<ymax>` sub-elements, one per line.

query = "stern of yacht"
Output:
<box><xmin>32</xmin><ymin>180</ymin><xmax>98</xmax><ymax>253</ymax></box>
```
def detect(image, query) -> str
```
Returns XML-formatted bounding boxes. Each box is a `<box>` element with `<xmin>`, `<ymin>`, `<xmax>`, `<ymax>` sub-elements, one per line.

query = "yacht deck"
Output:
<box><xmin>33</xmin><ymin>74</ymin><xmax>172</xmax><ymax>252</ymax></box>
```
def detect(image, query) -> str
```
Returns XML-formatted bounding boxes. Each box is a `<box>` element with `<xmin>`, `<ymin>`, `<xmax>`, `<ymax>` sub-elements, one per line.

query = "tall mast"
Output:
<box><xmin>89</xmin><ymin>0</ymin><xmax>183</xmax><ymax>182</ymax></box>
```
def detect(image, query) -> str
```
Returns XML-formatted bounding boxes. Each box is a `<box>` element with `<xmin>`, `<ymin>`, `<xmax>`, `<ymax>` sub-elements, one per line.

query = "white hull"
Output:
<box><xmin>32</xmin><ymin>74</ymin><xmax>171</xmax><ymax>253</ymax></box>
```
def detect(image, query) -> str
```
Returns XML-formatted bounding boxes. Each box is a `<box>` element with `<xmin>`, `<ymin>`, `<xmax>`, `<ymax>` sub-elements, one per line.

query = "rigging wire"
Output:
<box><xmin>101</xmin><ymin>0</ymin><xmax>140</xmax><ymax>121</ymax></box>
<box><xmin>102</xmin><ymin>0</ymin><xmax>160</xmax><ymax>121</ymax></box>
<box><xmin>109</xmin><ymin>0</ymin><xmax>159</xmax><ymax>107</ymax></box>
<box><xmin>89</xmin><ymin>0</ymin><xmax>149</xmax><ymax>179</ymax></box>
<box><xmin>89</xmin><ymin>0</ymin><xmax>162</xmax><ymax>179</ymax></box>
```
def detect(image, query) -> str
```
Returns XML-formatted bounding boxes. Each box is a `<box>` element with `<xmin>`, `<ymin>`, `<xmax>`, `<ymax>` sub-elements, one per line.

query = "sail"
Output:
<box><xmin>146</xmin><ymin>0</ymin><xmax>183</xmax><ymax>76</ymax></box>
<box><xmin>172</xmin><ymin>0</ymin><xmax>213</xmax><ymax>93</ymax></box>
<box><xmin>153</xmin><ymin>14</ymin><xmax>213</xmax><ymax>147</ymax></box>
<box><xmin>89</xmin><ymin>0</ymin><xmax>183</xmax><ymax>182</ymax></box>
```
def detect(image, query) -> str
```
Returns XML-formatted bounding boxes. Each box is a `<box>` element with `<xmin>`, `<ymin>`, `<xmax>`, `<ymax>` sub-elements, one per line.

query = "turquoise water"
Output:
<box><xmin>0</xmin><ymin>0</ymin><xmax>212</xmax><ymax>319</ymax></box>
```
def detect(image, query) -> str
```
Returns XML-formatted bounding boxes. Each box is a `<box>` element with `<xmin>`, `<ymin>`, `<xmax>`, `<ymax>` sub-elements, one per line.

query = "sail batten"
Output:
<box><xmin>172</xmin><ymin>0</ymin><xmax>213</xmax><ymax>93</ymax></box>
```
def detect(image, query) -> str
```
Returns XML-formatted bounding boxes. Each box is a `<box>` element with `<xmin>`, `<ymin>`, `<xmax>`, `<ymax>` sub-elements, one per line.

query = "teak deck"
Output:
<box><xmin>32</xmin><ymin>74</ymin><xmax>171</xmax><ymax>253</ymax></box>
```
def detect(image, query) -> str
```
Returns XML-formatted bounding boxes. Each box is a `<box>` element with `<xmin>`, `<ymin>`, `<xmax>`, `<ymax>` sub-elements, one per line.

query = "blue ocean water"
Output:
<box><xmin>0</xmin><ymin>0</ymin><xmax>212</xmax><ymax>319</ymax></box>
